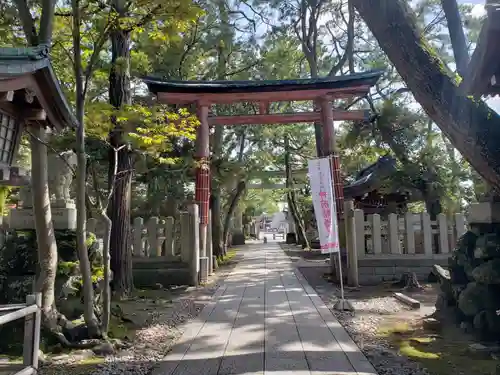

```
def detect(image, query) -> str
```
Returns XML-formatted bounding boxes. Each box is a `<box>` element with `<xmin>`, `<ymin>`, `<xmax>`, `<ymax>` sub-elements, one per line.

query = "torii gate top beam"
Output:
<box><xmin>143</xmin><ymin>70</ymin><xmax>383</xmax><ymax>105</ymax></box>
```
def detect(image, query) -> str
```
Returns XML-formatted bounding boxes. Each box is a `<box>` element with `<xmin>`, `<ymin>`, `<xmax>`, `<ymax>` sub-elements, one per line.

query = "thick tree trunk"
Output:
<box><xmin>211</xmin><ymin>0</ymin><xmax>231</xmax><ymax>258</ymax></box>
<box><xmin>108</xmin><ymin>15</ymin><xmax>133</xmax><ymax>297</ymax></box>
<box><xmin>29</xmin><ymin>125</ymin><xmax>58</xmax><ymax>322</ymax></box>
<box><xmin>352</xmin><ymin>0</ymin><xmax>500</xmax><ymax>191</ymax></box>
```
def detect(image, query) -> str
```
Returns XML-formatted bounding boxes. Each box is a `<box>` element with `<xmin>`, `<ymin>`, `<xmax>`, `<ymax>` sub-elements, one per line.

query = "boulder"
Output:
<box><xmin>435</xmin><ymin>226</ymin><xmax>500</xmax><ymax>341</ymax></box>
<box><xmin>472</xmin><ymin>259</ymin><xmax>500</xmax><ymax>284</ymax></box>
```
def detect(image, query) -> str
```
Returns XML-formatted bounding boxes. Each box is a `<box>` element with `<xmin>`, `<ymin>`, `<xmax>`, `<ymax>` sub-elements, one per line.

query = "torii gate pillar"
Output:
<box><xmin>319</xmin><ymin>97</ymin><xmax>344</xmax><ymax>219</ymax></box>
<box><xmin>320</xmin><ymin>97</ymin><xmax>345</xmax><ymax>283</ymax></box>
<box><xmin>195</xmin><ymin>103</ymin><xmax>210</xmax><ymax>283</ymax></box>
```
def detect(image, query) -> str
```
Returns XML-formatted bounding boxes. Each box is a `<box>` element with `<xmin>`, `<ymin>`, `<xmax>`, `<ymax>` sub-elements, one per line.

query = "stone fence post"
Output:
<box><xmin>133</xmin><ymin>217</ymin><xmax>144</xmax><ymax>256</ymax></box>
<box><xmin>147</xmin><ymin>217</ymin><xmax>160</xmax><ymax>257</ymax></box>
<box><xmin>188</xmin><ymin>204</ymin><xmax>199</xmax><ymax>286</ymax></box>
<box><xmin>164</xmin><ymin>217</ymin><xmax>175</xmax><ymax>259</ymax></box>
<box><xmin>344</xmin><ymin>200</ymin><xmax>359</xmax><ymax>287</ymax></box>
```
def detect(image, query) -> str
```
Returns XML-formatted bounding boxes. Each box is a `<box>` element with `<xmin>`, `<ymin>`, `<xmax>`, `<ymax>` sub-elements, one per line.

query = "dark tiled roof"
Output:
<box><xmin>143</xmin><ymin>70</ymin><xmax>384</xmax><ymax>94</ymax></box>
<box><xmin>0</xmin><ymin>45</ymin><xmax>77</xmax><ymax>128</ymax></box>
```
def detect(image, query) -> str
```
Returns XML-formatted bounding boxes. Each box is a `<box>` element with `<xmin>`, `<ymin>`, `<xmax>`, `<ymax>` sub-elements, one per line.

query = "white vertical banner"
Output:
<box><xmin>307</xmin><ymin>157</ymin><xmax>340</xmax><ymax>254</ymax></box>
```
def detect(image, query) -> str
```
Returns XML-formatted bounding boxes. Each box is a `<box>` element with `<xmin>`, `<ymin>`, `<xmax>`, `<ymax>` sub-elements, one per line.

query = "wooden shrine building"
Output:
<box><xmin>143</xmin><ymin>70</ymin><xmax>383</xmax><ymax>271</ymax></box>
<box><xmin>0</xmin><ymin>45</ymin><xmax>77</xmax><ymax>185</ymax></box>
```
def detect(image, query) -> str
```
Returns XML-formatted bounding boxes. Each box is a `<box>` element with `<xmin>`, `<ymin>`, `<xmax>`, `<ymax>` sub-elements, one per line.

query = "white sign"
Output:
<box><xmin>308</xmin><ymin>157</ymin><xmax>340</xmax><ymax>254</ymax></box>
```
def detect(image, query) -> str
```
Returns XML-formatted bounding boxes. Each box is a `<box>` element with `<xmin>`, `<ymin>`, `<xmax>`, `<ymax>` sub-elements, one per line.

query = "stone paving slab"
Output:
<box><xmin>152</xmin><ymin>242</ymin><xmax>378</xmax><ymax>375</ymax></box>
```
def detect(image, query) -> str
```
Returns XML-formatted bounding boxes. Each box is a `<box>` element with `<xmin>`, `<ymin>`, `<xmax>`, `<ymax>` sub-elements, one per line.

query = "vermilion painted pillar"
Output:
<box><xmin>320</xmin><ymin>96</ymin><xmax>345</xmax><ymax>283</ymax></box>
<box><xmin>319</xmin><ymin>97</ymin><xmax>344</xmax><ymax>220</ymax></box>
<box><xmin>195</xmin><ymin>104</ymin><xmax>210</xmax><ymax>280</ymax></box>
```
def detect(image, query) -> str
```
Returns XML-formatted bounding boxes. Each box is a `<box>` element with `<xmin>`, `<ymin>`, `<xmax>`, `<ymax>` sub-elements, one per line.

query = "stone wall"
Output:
<box><xmin>358</xmin><ymin>255</ymin><xmax>450</xmax><ymax>285</ymax></box>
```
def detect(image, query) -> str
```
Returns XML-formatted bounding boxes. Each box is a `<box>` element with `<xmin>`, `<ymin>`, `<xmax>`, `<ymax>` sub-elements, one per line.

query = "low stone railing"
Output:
<box><xmin>353</xmin><ymin>210</ymin><xmax>467</xmax><ymax>257</ymax></box>
<box><xmin>87</xmin><ymin>204</ymin><xmax>210</xmax><ymax>286</ymax></box>
<box><xmin>342</xmin><ymin>201</ymin><xmax>468</xmax><ymax>285</ymax></box>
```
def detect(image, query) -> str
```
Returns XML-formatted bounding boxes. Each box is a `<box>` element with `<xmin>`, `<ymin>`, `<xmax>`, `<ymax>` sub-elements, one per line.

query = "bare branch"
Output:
<box><xmin>25</xmin><ymin>128</ymin><xmax>76</xmax><ymax>175</ymax></box>
<box><xmin>224</xmin><ymin>59</ymin><xmax>262</xmax><ymax>77</ymax></box>
<box><xmin>178</xmin><ymin>21</ymin><xmax>201</xmax><ymax>78</ymax></box>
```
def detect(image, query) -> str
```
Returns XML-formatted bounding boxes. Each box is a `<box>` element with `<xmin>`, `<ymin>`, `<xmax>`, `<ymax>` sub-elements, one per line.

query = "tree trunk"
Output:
<box><xmin>222</xmin><ymin>180</ymin><xmax>246</xmax><ymax>251</ymax></box>
<box><xmin>108</xmin><ymin>10</ymin><xmax>133</xmax><ymax>297</ymax></box>
<box><xmin>72</xmin><ymin>0</ymin><xmax>99</xmax><ymax>332</ymax></box>
<box><xmin>284</xmin><ymin>136</ymin><xmax>309</xmax><ymax>248</ymax></box>
<box><xmin>29</xmin><ymin>125</ymin><xmax>59</xmax><ymax>325</ymax></box>
<box><xmin>211</xmin><ymin>194</ymin><xmax>224</xmax><ymax>257</ymax></box>
<box><xmin>211</xmin><ymin>0</ymin><xmax>231</xmax><ymax>258</ymax></box>
<box><xmin>352</xmin><ymin>0</ymin><xmax>500</xmax><ymax>193</ymax></box>
<box><xmin>210</xmin><ymin>124</ymin><xmax>224</xmax><ymax>258</ymax></box>
<box><xmin>440</xmin><ymin>0</ymin><xmax>469</xmax><ymax>77</ymax></box>
<box><xmin>97</xmin><ymin>211</ymin><xmax>112</xmax><ymax>334</ymax></box>
<box><xmin>287</xmin><ymin>193</ymin><xmax>308</xmax><ymax>246</ymax></box>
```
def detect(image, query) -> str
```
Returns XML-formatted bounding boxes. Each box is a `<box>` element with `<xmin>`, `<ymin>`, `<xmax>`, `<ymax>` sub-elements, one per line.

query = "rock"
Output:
<box><xmin>451</xmin><ymin>284</ymin><xmax>467</xmax><ymax>301</ymax></box>
<box><xmin>51</xmin><ymin>353</ymin><xmax>71</xmax><ymax>362</ymax></box>
<box><xmin>433</xmin><ymin>265</ymin><xmax>453</xmax><ymax>299</ymax></box>
<box><xmin>474</xmin><ymin>233</ymin><xmax>500</xmax><ymax>260</ymax></box>
<box><xmin>472</xmin><ymin>259</ymin><xmax>500</xmax><ymax>284</ymax></box>
<box><xmin>467</xmin><ymin>343</ymin><xmax>499</xmax><ymax>359</ymax></box>
<box><xmin>485</xmin><ymin>309</ymin><xmax>500</xmax><ymax>336</ymax></box>
<box><xmin>110</xmin><ymin>338</ymin><xmax>130</xmax><ymax>349</ymax></box>
<box><xmin>449</xmin><ymin>231</ymin><xmax>478</xmax><ymax>283</ymax></box>
<box><xmin>422</xmin><ymin>318</ymin><xmax>442</xmax><ymax>332</ymax></box>
<box><xmin>153</xmin><ymin>283</ymin><xmax>164</xmax><ymax>290</ymax></box>
<box><xmin>92</xmin><ymin>341</ymin><xmax>115</xmax><ymax>356</ymax></box>
<box><xmin>38</xmin><ymin>350</ymin><xmax>47</xmax><ymax>364</ymax></box>
<box><xmin>457</xmin><ymin>282</ymin><xmax>500</xmax><ymax>317</ymax></box>
<box><xmin>71</xmin><ymin>349</ymin><xmax>95</xmax><ymax>362</ymax></box>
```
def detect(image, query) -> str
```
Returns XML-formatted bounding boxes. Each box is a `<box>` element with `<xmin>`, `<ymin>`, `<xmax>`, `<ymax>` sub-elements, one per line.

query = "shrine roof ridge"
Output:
<box><xmin>143</xmin><ymin>69</ymin><xmax>384</xmax><ymax>94</ymax></box>
<box><xmin>0</xmin><ymin>45</ymin><xmax>77</xmax><ymax>129</ymax></box>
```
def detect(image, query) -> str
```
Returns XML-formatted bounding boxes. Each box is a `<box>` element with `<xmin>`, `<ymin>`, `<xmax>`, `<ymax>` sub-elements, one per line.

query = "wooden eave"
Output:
<box><xmin>144</xmin><ymin>70</ymin><xmax>384</xmax><ymax>105</ymax></box>
<box><xmin>0</xmin><ymin>46</ymin><xmax>77</xmax><ymax>130</ymax></box>
<box><xmin>462</xmin><ymin>3</ymin><xmax>500</xmax><ymax>96</ymax></box>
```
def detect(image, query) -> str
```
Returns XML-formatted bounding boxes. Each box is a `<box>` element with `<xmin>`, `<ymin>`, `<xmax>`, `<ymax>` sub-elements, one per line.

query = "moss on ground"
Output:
<box><xmin>377</xmin><ymin>321</ymin><xmax>498</xmax><ymax>375</ymax></box>
<box><xmin>218</xmin><ymin>249</ymin><xmax>238</xmax><ymax>266</ymax></box>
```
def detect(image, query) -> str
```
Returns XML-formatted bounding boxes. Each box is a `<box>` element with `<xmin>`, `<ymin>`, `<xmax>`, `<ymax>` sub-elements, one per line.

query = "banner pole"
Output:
<box><xmin>329</xmin><ymin>155</ymin><xmax>353</xmax><ymax>312</ymax></box>
<box><xmin>337</xmin><ymin>251</ymin><xmax>345</xmax><ymax>302</ymax></box>
<box><xmin>330</xmin><ymin>154</ymin><xmax>344</xmax><ymax>302</ymax></box>
<box><xmin>328</xmin><ymin>156</ymin><xmax>336</xmax><ymax>276</ymax></box>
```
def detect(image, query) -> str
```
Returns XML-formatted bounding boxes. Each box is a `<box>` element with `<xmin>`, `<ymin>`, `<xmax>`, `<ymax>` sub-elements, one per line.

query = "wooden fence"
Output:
<box><xmin>0</xmin><ymin>294</ymin><xmax>41</xmax><ymax>375</ymax></box>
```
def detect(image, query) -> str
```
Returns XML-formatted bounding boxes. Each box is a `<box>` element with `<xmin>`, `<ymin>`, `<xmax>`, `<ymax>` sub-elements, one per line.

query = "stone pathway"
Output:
<box><xmin>152</xmin><ymin>241</ymin><xmax>377</xmax><ymax>375</ymax></box>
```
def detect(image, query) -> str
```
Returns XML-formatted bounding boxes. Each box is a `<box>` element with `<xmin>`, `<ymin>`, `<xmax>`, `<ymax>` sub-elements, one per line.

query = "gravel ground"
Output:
<box><xmin>38</xmin><ymin>263</ymin><xmax>235</xmax><ymax>375</ymax></box>
<box><xmin>298</xmin><ymin>265</ymin><xmax>432</xmax><ymax>375</ymax></box>
<box><xmin>91</xmin><ymin>286</ymin><xmax>219</xmax><ymax>375</ymax></box>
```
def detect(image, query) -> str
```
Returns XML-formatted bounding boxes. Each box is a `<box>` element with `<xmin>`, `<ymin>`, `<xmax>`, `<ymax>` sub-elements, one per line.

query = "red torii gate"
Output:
<box><xmin>144</xmin><ymin>70</ymin><xmax>383</xmax><ymax>268</ymax></box>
